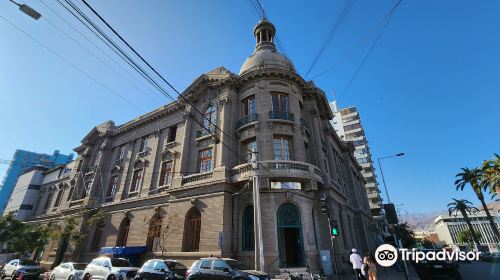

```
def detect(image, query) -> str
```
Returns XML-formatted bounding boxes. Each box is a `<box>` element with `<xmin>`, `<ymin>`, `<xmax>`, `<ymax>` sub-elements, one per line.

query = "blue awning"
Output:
<box><xmin>99</xmin><ymin>246</ymin><xmax>147</xmax><ymax>256</ymax></box>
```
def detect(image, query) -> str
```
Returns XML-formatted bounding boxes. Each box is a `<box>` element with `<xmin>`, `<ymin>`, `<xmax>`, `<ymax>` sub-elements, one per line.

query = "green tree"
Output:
<box><xmin>394</xmin><ymin>222</ymin><xmax>416</xmax><ymax>248</ymax></box>
<box><xmin>455</xmin><ymin>167</ymin><xmax>500</xmax><ymax>240</ymax></box>
<box><xmin>457</xmin><ymin>229</ymin><xmax>482</xmax><ymax>250</ymax></box>
<box><xmin>447</xmin><ymin>198</ymin><xmax>481</xmax><ymax>250</ymax></box>
<box><xmin>481</xmin><ymin>154</ymin><xmax>500</xmax><ymax>198</ymax></box>
<box><xmin>0</xmin><ymin>212</ymin><xmax>50</xmax><ymax>254</ymax></box>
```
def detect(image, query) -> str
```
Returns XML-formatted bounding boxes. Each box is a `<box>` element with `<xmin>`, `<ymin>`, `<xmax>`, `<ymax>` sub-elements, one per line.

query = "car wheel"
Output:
<box><xmin>83</xmin><ymin>274</ymin><xmax>91</xmax><ymax>280</ymax></box>
<box><xmin>11</xmin><ymin>271</ymin><xmax>16</xmax><ymax>280</ymax></box>
<box><xmin>68</xmin><ymin>275</ymin><xmax>73</xmax><ymax>280</ymax></box>
<box><xmin>50</xmin><ymin>274</ymin><xmax>56</xmax><ymax>280</ymax></box>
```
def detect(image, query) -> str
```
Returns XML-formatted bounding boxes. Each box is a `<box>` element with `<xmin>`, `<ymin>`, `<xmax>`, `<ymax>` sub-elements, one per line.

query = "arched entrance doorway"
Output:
<box><xmin>277</xmin><ymin>203</ymin><xmax>304</xmax><ymax>267</ymax></box>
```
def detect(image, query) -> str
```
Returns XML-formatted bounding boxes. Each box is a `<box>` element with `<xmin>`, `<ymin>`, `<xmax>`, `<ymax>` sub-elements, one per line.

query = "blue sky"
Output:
<box><xmin>0</xmin><ymin>0</ymin><xmax>499</xmax><ymax>215</ymax></box>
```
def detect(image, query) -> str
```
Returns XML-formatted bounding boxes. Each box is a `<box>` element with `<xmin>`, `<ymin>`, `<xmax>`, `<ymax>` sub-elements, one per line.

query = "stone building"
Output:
<box><xmin>28</xmin><ymin>20</ymin><xmax>375</xmax><ymax>276</ymax></box>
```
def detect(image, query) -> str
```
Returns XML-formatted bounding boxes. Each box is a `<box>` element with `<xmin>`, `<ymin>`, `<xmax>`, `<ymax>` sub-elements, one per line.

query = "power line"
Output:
<box><xmin>78</xmin><ymin>0</ymin><xmax>274</xmax><ymax>175</ymax></box>
<box><xmin>338</xmin><ymin>0</ymin><xmax>402</xmax><ymax>100</ymax></box>
<box><xmin>37</xmin><ymin>0</ymin><xmax>165</xmax><ymax>105</ymax></box>
<box><xmin>304</xmin><ymin>0</ymin><xmax>356</xmax><ymax>78</ymax></box>
<box><xmin>0</xmin><ymin>14</ymin><xmax>144</xmax><ymax>113</ymax></box>
<box><xmin>29</xmin><ymin>1</ymin><xmax>162</xmax><ymax>107</ymax></box>
<box><xmin>310</xmin><ymin>0</ymin><xmax>403</xmax><ymax>80</ymax></box>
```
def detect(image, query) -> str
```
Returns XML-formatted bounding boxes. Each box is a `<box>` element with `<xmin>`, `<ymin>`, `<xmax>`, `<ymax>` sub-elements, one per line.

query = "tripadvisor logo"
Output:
<box><xmin>374</xmin><ymin>244</ymin><xmax>480</xmax><ymax>267</ymax></box>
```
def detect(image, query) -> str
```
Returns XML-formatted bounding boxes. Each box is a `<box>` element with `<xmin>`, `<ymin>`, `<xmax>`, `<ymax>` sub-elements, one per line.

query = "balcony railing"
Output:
<box><xmin>182</xmin><ymin>171</ymin><xmax>213</xmax><ymax>185</ymax></box>
<box><xmin>196</xmin><ymin>126</ymin><xmax>215</xmax><ymax>138</ymax></box>
<box><xmin>269</xmin><ymin>111</ymin><xmax>294</xmax><ymax>122</ymax></box>
<box><xmin>236</xmin><ymin>113</ymin><xmax>258</xmax><ymax>129</ymax></box>
<box><xmin>265</xmin><ymin>161</ymin><xmax>309</xmax><ymax>171</ymax></box>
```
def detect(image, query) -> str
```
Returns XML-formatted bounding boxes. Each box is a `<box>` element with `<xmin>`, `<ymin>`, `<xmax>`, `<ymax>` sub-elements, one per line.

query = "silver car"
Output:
<box><xmin>50</xmin><ymin>263</ymin><xmax>88</xmax><ymax>280</ymax></box>
<box><xmin>82</xmin><ymin>257</ymin><xmax>138</xmax><ymax>280</ymax></box>
<box><xmin>1</xmin><ymin>259</ymin><xmax>41</xmax><ymax>280</ymax></box>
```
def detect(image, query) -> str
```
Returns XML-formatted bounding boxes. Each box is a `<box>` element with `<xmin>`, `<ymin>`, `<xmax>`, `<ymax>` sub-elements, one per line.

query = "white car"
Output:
<box><xmin>82</xmin><ymin>257</ymin><xmax>138</xmax><ymax>280</ymax></box>
<box><xmin>1</xmin><ymin>259</ymin><xmax>41</xmax><ymax>280</ymax></box>
<box><xmin>50</xmin><ymin>262</ymin><xmax>88</xmax><ymax>280</ymax></box>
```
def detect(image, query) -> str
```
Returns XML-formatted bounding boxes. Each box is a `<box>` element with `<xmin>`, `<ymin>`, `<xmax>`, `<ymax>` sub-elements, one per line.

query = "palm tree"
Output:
<box><xmin>481</xmin><ymin>154</ymin><xmax>500</xmax><ymax>198</ymax></box>
<box><xmin>455</xmin><ymin>167</ymin><xmax>500</xmax><ymax>240</ymax></box>
<box><xmin>447</xmin><ymin>198</ymin><xmax>481</xmax><ymax>250</ymax></box>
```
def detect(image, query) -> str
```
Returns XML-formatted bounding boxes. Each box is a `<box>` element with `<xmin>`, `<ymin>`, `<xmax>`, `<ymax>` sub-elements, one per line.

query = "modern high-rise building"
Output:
<box><xmin>0</xmin><ymin>149</ymin><xmax>73</xmax><ymax>213</ymax></box>
<box><xmin>329</xmin><ymin>102</ymin><xmax>383</xmax><ymax>218</ymax></box>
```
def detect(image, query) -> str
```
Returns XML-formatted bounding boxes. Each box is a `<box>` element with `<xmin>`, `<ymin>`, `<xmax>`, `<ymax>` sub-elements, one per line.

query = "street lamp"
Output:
<box><xmin>8</xmin><ymin>0</ymin><xmax>41</xmax><ymax>20</ymax></box>
<box><xmin>377</xmin><ymin>152</ymin><xmax>404</xmax><ymax>203</ymax></box>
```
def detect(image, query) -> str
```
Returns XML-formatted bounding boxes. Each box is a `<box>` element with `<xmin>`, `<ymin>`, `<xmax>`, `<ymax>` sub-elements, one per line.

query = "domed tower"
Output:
<box><xmin>239</xmin><ymin>20</ymin><xmax>295</xmax><ymax>75</ymax></box>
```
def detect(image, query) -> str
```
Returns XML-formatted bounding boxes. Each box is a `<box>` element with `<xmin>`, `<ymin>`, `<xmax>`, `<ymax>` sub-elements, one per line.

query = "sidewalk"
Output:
<box><xmin>337</xmin><ymin>265</ymin><xmax>420</xmax><ymax>280</ymax></box>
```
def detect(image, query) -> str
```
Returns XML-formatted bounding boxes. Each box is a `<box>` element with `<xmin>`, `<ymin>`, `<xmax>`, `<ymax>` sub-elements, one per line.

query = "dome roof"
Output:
<box><xmin>239</xmin><ymin>19</ymin><xmax>295</xmax><ymax>75</ymax></box>
<box><xmin>239</xmin><ymin>49</ymin><xmax>295</xmax><ymax>75</ymax></box>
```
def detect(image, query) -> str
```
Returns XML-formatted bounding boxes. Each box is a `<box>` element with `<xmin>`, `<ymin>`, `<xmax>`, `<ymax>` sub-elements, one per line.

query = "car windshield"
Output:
<box><xmin>225</xmin><ymin>260</ymin><xmax>244</xmax><ymax>270</ymax></box>
<box><xmin>72</xmin><ymin>264</ymin><xmax>87</xmax><ymax>270</ymax></box>
<box><xmin>165</xmin><ymin>261</ymin><xmax>187</xmax><ymax>270</ymax></box>
<box><xmin>111</xmin><ymin>259</ymin><xmax>131</xmax><ymax>267</ymax></box>
<box><xmin>19</xmin><ymin>260</ymin><xmax>37</xmax><ymax>266</ymax></box>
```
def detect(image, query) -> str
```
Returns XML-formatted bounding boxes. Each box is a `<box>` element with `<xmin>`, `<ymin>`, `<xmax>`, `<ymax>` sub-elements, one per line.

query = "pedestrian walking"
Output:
<box><xmin>363</xmin><ymin>251</ymin><xmax>377</xmax><ymax>280</ymax></box>
<box><xmin>349</xmin><ymin>248</ymin><xmax>364</xmax><ymax>280</ymax></box>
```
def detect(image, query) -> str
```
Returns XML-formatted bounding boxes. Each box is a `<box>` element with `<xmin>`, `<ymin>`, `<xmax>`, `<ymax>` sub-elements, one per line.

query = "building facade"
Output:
<box><xmin>0</xmin><ymin>150</ymin><xmax>73</xmax><ymax>213</ymax></box>
<box><xmin>2</xmin><ymin>166</ymin><xmax>48</xmax><ymax>221</ymax></box>
<box><xmin>435</xmin><ymin>209</ymin><xmax>500</xmax><ymax>252</ymax></box>
<box><xmin>330</xmin><ymin>103</ymin><xmax>382</xmax><ymax>218</ymax></box>
<box><xmin>27</xmin><ymin>20</ymin><xmax>375</xmax><ymax>276</ymax></box>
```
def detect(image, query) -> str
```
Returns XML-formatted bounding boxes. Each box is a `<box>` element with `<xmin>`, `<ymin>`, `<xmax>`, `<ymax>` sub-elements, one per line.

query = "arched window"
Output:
<box><xmin>182</xmin><ymin>208</ymin><xmax>201</xmax><ymax>252</ymax></box>
<box><xmin>203</xmin><ymin>105</ymin><xmax>216</xmax><ymax>131</ymax></box>
<box><xmin>147</xmin><ymin>215</ymin><xmax>162</xmax><ymax>252</ymax></box>
<box><xmin>116</xmin><ymin>217</ymin><xmax>130</xmax><ymax>246</ymax></box>
<box><xmin>242</xmin><ymin>206</ymin><xmax>254</xmax><ymax>250</ymax></box>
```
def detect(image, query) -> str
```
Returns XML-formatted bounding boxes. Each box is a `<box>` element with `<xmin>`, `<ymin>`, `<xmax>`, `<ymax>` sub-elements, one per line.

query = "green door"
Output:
<box><xmin>277</xmin><ymin>203</ymin><xmax>305</xmax><ymax>267</ymax></box>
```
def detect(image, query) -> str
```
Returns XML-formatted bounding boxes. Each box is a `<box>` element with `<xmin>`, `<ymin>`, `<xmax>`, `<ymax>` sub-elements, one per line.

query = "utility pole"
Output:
<box><xmin>321</xmin><ymin>194</ymin><xmax>340</xmax><ymax>280</ymax></box>
<box><xmin>252</xmin><ymin>152</ymin><xmax>264</xmax><ymax>271</ymax></box>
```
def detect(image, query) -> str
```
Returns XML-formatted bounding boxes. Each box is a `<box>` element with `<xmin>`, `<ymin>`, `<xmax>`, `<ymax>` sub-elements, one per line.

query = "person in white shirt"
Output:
<box><xmin>349</xmin><ymin>248</ymin><xmax>364</xmax><ymax>280</ymax></box>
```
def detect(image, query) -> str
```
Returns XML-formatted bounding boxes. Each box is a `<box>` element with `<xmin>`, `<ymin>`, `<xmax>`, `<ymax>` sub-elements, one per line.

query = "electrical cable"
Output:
<box><xmin>0</xmin><ymin>14</ymin><xmax>144</xmax><ymax>113</ymax></box>
<box><xmin>304</xmin><ymin>0</ymin><xmax>355</xmax><ymax>78</ymax></box>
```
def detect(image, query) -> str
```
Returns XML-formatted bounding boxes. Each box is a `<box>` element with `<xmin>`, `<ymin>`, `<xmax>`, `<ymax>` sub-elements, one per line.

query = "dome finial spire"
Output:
<box><xmin>253</xmin><ymin>19</ymin><xmax>276</xmax><ymax>51</ymax></box>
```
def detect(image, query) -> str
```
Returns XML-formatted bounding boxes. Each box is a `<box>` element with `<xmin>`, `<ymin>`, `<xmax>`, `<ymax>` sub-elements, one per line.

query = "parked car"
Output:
<box><xmin>82</xmin><ymin>257</ymin><xmax>138</xmax><ymax>280</ymax></box>
<box><xmin>50</xmin><ymin>262</ymin><xmax>88</xmax><ymax>280</ymax></box>
<box><xmin>414</xmin><ymin>249</ymin><xmax>461</xmax><ymax>280</ymax></box>
<box><xmin>0</xmin><ymin>259</ymin><xmax>42</xmax><ymax>280</ymax></box>
<box><xmin>186</xmin><ymin>257</ymin><xmax>270</xmax><ymax>280</ymax></box>
<box><xmin>135</xmin><ymin>259</ymin><xmax>187</xmax><ymax>280</ymax></box>
<box><xmin>479</xmin><ymin>252</ymin><xmax>493</xmax><ymax>262</ymax></box>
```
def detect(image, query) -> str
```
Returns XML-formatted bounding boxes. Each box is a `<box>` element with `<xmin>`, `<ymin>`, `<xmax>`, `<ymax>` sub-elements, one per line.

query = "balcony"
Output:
<box><xmin>230</xmin><ymin>160</ymin><xmax>322</xmax><ymax>184</ymax></box>
<box><xmin>269</xmin><ymin>111</ymin><xmax>295</xmax><ymax>122</ymax></box>
<box><xmin>196</xmin><ymin>127</ymin><xmax>215</xmax><ymax>139</ymax></box>
<box><xmin>236</xmin><ymin>113</ymin><xmax>258</xmax><ymax>130</ymax></box>
<box><xmin>181</xmin><ymin>171</ymin><xmax>213</xmax><ymax>185</ymax></box>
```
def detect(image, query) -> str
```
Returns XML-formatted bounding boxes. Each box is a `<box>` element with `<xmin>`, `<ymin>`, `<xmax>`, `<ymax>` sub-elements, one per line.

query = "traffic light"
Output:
<box><xmin>320</xmin><ymin>196</ymin><xmax>328</xmax><ymax>215</ymax></box>
<box><xmin>330</xmin><ymin>220</ymin><xmax>339</xmax><ymax>237</ymax></box>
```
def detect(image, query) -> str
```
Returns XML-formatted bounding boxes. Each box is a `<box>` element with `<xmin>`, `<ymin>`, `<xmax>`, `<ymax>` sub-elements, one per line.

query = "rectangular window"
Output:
<box><xmin>66</xmin><ymin>187</ymin><xmax>74</xmax><ymax>201</ymax></box>
<box><xmin>139</xmin><ymin>137</ymin><xmax>148</xmax><ymax>153</ymax></box>
<box><xmin>43</xmin><ymin>193</ymin><xmax>53</xmax><ymax>210</ymax></box>
<box><xmin>159</xmin><ymin>161</ymin><xmax>173</xmax><ymax>186</ymax></box>
<box><xmin>243</xmin><ymin>139</ymin><xmax>257</xmax><ymax>162</ymax></box>
<box><xmin>198</xmin><ymin>148</ymin><xmax>213</xmax><ymax>173</ymax></box>
<box><xmin>273</xmin><ymin>136</ymin><xmax>292</xmax><ymax>160</ymax></box>
<box><xmin>167</xmin><ymin>125</ymin><xmax>177</xmax><ymax>142</ymax></box>
<box><xmin>242</xmin><ymin>96</ymin><xmax>256</xmax><ymax>116</ymax></box>
<box><xmin>53</xmin><ymin>190</ymin><xmax>64</xmax><ymax>208</ymax></box>
<box><xmin>116</xmin><ymin>146</ymin><xmax>125</xmax><ymax>162</ymax></box>
<box><xmin>107</xmin><ymin>176</ymin><xmax>119</xmax><ymax>197</ymax></box>
<box><xmin>271</xmin><ymin>93</ymin><xmax>289</xmax><ymax>112</ymax></box>
<box><xmin>131</xmin><ymin>169</ymin><xmax>143</xmax><ymax>192</ymax></box>
<box><xmin>82</xmin><ymin>181</ymin><xmax>91</xmax><ymax>199</ymax></box>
